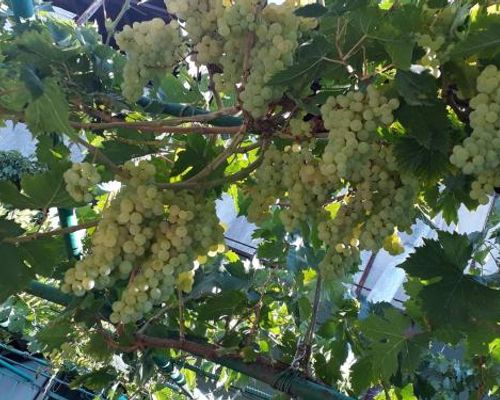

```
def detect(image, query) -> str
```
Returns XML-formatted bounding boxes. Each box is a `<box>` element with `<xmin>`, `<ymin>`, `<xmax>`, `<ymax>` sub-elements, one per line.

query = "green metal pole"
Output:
<box><xmin>9</xmin><ymin>0</ymin><xmax>34</xmax><ymax>19</ymax></box>
<box><xmin>137</xmin><ymin>97</ymin><xmax>243</xmax><ymax>127</ymax></box>
<box><xmin>26</xmin><ymin>281</ymin><xmax>73</xmax><ymax>306</ymax></box>
<box><xmin>57</xmin><ymin>208</ymin><xmax>82</xmax><ymax>259</ymax></box>
<box><xmin>153</xmin><ymin>356</ymin><xmax>186</xmax><ymax>387</ymax></box>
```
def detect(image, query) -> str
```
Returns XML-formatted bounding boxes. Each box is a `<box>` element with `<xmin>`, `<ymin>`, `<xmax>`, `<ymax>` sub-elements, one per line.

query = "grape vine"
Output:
<box><xmin>0</xmin><ymin>0</ymin><xmax>498</xmax><ymax>398</ymax></box>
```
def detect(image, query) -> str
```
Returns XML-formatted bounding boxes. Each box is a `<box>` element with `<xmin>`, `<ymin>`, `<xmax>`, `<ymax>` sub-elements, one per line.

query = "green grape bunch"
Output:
<box><xmin>115</xmin><ymin>18</ymin><xmax>185</xmax><ymax>100</ymax></box>
<box><xmin>62</xmin><ymin>160</ymin><xmax>225</xmax><ymax>324</ymax></box>
<box><xmin>450</xmin><ymin>65</ymin><xmax>500</xmax><ymax>204</ymax></box>
<box><xmin>63</xmin><ymin>162</ymin><xmax>101</xmax><ymax>203</ymax></box>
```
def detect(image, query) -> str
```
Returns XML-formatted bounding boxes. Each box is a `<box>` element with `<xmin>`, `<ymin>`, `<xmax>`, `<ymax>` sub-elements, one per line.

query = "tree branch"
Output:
<box><xmin>183</xmin><ymin>130</ymin><xmax>246</xmax><ymax>184</ymax></box>
<box><xmin>3</xmin><ymin>220</ymin><xmax>99</xmax><ymax>244</ymax></box>
<box><xmin>71</xmin><ymin>121</ymin><xmax>242</xmax><ymax>135</ymax></box>
<box><xmin>157</xmin><ymin>145</ymin><xmax>266</xmax><ymax>190</ymax></box>
<box><xmin>70</xmin><ymin>121</ymin><xmax>243</xmax><ymax>135</ymax></box>
<box><xmin>105</xmin><ymin>0</ymin><xmax>131</xmax><ymax>45</ymax></box>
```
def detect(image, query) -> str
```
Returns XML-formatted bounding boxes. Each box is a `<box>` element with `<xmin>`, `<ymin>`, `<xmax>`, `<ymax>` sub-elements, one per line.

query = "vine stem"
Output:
<box><xmin>105</xmin><ymin>0</ymin><xmax>131</xmax><ymax>45</ymax></box>
<box><xmin>3</xmin><ymin>220</ymin><xmax>99</xmax><ymax>244</ymax></box>
<box><xmin>183</xmin><ymin>129</ymin><xmax>246</xmax><ymax>184</ymax></box>
<box><xmin>343</xmin><ymin>34</ymin><xmax>368</xmax><ymax>61</ymax></box>
<box><xmin>178</xmin><ymin>288</ymin><xmax>185</xmax><ymax>341</ymax></box>
<box><xmin>66</xmin><ymin>132</ymin><xmax>125</xmax><ymax>177</ymax></box>
<box><xmin>381</xmin><ymin>381</ymin><xmax>391</xmax><ymax>400</ymax></box>
<box><xmin>157</xmin><ymin>143</ymin><xmax>267</xmax><ymax>190</ymax></box>
<box><xmin>70</xmin><ymin>121</ymin><xmax>243</xmax><ymax>135</ymax></box>
<box><xmin>208</xmin><ymin>68</ymin><xmax>224</xmax><ymax>111</ymax></box>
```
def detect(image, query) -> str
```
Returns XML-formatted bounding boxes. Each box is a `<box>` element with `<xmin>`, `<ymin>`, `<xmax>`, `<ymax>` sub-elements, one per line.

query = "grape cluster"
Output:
<box><xmin>239</xmin><ymin>3</ymin><xmax>303</xmax><ymax>117</ymax></box>
<box><xmin>115</xmin><ymin>19</ymin><xmax>185</xmax><ymax>100</ymax></box>
<box><xmin>247</xmin><ymin>144</ymin><xmax>330</xmax><ymax>231</ymax></box>
<box><xmin>61</xmin><ymin>160</ymin><xmax>225</xmax><ymax>324</ymax></box>
<box><xmin>279</xmin><ymin>147</ymin><xmax>330</xmax><ymax>231</ymax></box>
<box><xmin>450</xmin><ymin>65</ymin><xmax>500</xmax><ymax>203</ymax></box>
<box><xmin>318</xmin><ymin>87</ymin><xmax>418</xmax><ymax>263</ymax></box>
<box><xmin>63</xmin><ymin>162</ymin><xmax>101</xmax><ymax>203</ymax></box>
<box><xmin>289</xmin><ymin>115</ymin><xmax>312</xmax><ymax>139</ymax></box>
<box><xmin>319</xmin><ymin>86</ymin><xmax>399</xmax><ymax>181</ymax></box>
<box><xmin>248</xmin><ymin>86</ymin><xmax>417</xmax><ymax>277</ymax></box>
<box><xmin>165</xmin><ymin>0</ymin><xmax>225</xmax><ymax>65</ymax></box>
<box><xmin>416</xmin><ymin>33</ymin><xmax>446</xmax><ymax>77</ymax></box>
<box><xmin>162</xmin><ymin>0</ymin><xmax>313</xmax><ymax>118</ymax></box>
<box><xmin>247</xmin><ymin>145</ymin><xmax>283</xmax><ymax>224</ymax></box>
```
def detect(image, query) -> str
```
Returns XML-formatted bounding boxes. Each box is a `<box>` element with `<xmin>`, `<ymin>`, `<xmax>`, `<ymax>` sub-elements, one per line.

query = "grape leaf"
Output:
<box><xmin>157</xmin><ymin>73</ymin><xmax>204</xmax><ymax>105</ymax></box>
<box><xmin>90</xmin><ymin>129</ymin><xmax>155</xmax><ymax>165</ymax></box>
<box><xmin>358</xmin><ymin>307</ymin><xmax>425</xmax><ymax>381</ymax></box>
<box><xmin>0</xmin><ymin>243</ymin><xmax>35</xmax><ymax>302</ymax></box>
<box><xmin>25</xmin><ymin>77</ymin><xmax>72</xmax><ymax>135</ymax></box>
<box><xmin>20</xmin><ymin>237</ymin><xmax>65</xmax><ymax>277</ymax></box>
<box><xmin>450</xmin><ymin>14</ymin><xmax>500</xmax><ymax>59</ymax></box>
<box><xmin>394</xmin><ymin>137</ymin><xmax>450</xmax><ymax>181</ymax></box>
<box><xmin>171</xmin><ymin>135</ymin><xmax>221</xmax><ymax>179</ymax></box>
<box><xmin>0</xmin><ymin>218</ymin><xmax>24</xmax><ymax>238</ymax></box>
<box><xmin>329</xmin><ymin>0</ymin><xmax>369</xmax><ymax>16</ymax></box>
<box><xmin>423</xmin><ymin>174</ymin><xmax>479</xmax><ymax>224</ymax></box>
<box><xmin>268</xmin><ymin>35</ymin><xmax>344</xmax><ymax>86</ymax></box>
<box><xmin>11</xmin><ymin>28</ymin><xmax>74</xmax><ymax>70</ymax></box>
<box><xmin>196</xmin><ymin>291</ymin><xmax>247</xmax><ymax>321</ymax></box>
<box><xmin>36</xmin><ymin>135</ymin><xmax>70</xmax><ymax>167</ymax></box>
<box><xmin>400</xmin><ymin>232</ymin><xmax>500</xmax><ymax>348</ymax></box>
<box><xmin>384</xmin><ymin>41</ymin><xmax>415</xmax><ymax>70</ymax></box>
<box><xmin>36</xmin><ymin>318</ymin><xmax>74</xmax><ymax>351</ymax></box>
<box><xmin>84</xmin><ymin>332</ymin><xmax>114</xmax><ymax>362</ymax></box>
<box><xmin>395</xmin><ymin>70</ymin><xmax>438</xmax><ymax>106</ymax></box>
<box><xmin>0</xmin><ymin>161</ymin><xmax>79</xmax><ymax>209</ymax></box>
<box><xmin>70</xmin><ymin>367</ymin><xmax>117</xmax><ymax>391</ymax></box>
<box><xmin>394</xmin><ymin>104</ymin><xmax>451</xmax><ymax>180</ymax></box>
<box><xmin>295</xmin><ymin>4</ymin><xmax>328</xmax><ymax>17</ymax></box>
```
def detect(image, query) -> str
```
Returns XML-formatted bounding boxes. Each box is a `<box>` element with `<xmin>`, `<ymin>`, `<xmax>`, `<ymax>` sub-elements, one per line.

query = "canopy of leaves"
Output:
<box><xmin>0</xmin><ymin>1</ymin><xmax>498</xmax><ymax>399</ymax></box>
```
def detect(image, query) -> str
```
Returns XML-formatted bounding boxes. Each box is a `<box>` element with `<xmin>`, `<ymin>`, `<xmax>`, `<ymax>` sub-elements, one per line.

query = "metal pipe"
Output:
<box><xmin>57</xmin><ymin>208</ymin><xmax>83</xmax><ymax>259</ymax></box>
<box><xmin>9</xmin><ymin>0</ymin><xmax>34</xmax><ymax>19</ymax></box>
<box><xmin>0</xmin><ymin>354</ymin><xmax>99</xmax><ymax>398</ymax></box>
<box><xmin>26</xmin><ymin>281</ymin><xmax>73</xmax><ymax>306</ymax></box>
<box><xmin>0</xmin><ymin>343</ymin><xmax>49</xmax><ymax>366</ymax></box>
<box><xmin>0</xmin><ymin>357</ymin><xmax>35</xmax><ymax>382</ymax></box>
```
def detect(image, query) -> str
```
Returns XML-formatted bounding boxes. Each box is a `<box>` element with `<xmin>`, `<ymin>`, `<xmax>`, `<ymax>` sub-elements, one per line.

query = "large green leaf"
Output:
<box><xmin>394</xmin><ymin>137</ymin><xmax>450</xmax><ymax>181</ymax></box>
<box><xmin>11</xmin><ymin>28</ymin><xmax>75</xmax><ymax>70</ymax></box>
<box><xmin>171</xmin><ymin>135</ymin><xmax>222</xmax><ymax>180</ymax></box>
<box><xmin>25</xmin><ymin>77</ymin><xmax>72</xmax><ymax>135</ymax></box>
<box><xmin>36</xmin><ymin>317</ymin><xmax>74</xmax><ymax>351</ymax></box>
<box><xmin>394</xmin><ymin>103</ymin><xmax>452</xmax><ymax>180</ymax></box>
<box><xmin>358</xmin><ymin>307</ymin><xmax>425</xmax><ymax>381</ymax></box>
<box><xmin>395</xmin><ymin>70</ymin><xmax>438</xmax><ymax>106</ymax></box>
<box><xmin>157</xmin><ymin>73</ymin><xmax>204</xmax><ymax>105</ymax></box>
<box><xmin>401</xmin><ymin>232</ymin><xmax>500</xmax><ymax>348</ymax></box>
<box><xmin>0</xmin><ymin>218</ymin><xmax>25</xmax><ymax>238</ymax></box>
<box><xmin>0</xmin><ymin>161</ymin><xmax>79</xmax><ymax>209</ymax></box>
<box><xmin>450</xmin><ymin>14</ymin><xmax>500</xmax><ymax>59</ymax></box>
<box><xmin>269</xmin><ymin>35</ymin><xmax>345</xmax><ymax>86</ymax></box>
<box><xmin>423</xmin><ymin>174</ymin><xmax>479</xmax><ymax>224</ymax></box>
<box><xmin>295</xmin><ymin>4</ymin><xmax>328</xmax><ymax>17</ymax></box>
<box><xmin>20</xmin><ymin>237</ymin><xmax>65</xmax><ymax>277</ymax></box>
<box><xmin>0</xmin><ymin>243</ymin><xmax>35</xmax><ymax>302</ymax></box>
<box><xmin>91</xmin><ymin>129</ymin><xmax>156</xmax><ymax>165</ymax></box>
<box><xmin>70</xmin><ymin>367</ymin><xmax>117</xmax><ymax>391</ymax></box>
<box><xmin>196</xmin><ymin>290</ymin><xmax>247</xmax><ymax>321</ymax></box>
<box><xmin>84</xmin><ymin>332</ymin><xmax>114</xmax><ymax>362</ymax></box>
